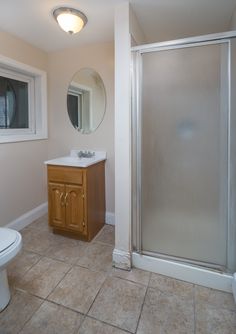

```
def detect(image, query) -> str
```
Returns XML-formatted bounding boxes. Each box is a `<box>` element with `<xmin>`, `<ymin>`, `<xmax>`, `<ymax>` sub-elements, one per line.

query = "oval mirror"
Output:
<box><xmin>67</xmin><ymin>68</ymin><xmax>106</xmax><ymax>134</ymax></box>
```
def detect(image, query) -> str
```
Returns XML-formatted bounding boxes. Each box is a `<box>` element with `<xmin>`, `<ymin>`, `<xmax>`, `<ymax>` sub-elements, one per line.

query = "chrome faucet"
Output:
<box><xmin>77</xmin><ymin>150</ymin><xmax>95</xmax><ymax>158</ymax></box>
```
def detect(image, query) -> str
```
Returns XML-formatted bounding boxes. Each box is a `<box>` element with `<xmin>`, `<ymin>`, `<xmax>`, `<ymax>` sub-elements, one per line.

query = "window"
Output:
<box><xmin>67</xmin><ymin>89</ymin><xmax>83</xmax><ymax>129</ymax></box>
<box><xmin>0</xmin><ymin>55</ymin><xmax>47</xmax><ymax>143</ymax></box>
<box><xmin>67</xmin><ymin>82</ymin><xmax>91</xmax><ymax>133</ymax></box>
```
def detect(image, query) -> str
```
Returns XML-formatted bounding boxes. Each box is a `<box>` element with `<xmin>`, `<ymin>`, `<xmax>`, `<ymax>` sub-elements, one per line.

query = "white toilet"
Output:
<box><xmin>0</xmin><ymin>228</ymin><xmax>22</xmax><ymax>311</ymax></box>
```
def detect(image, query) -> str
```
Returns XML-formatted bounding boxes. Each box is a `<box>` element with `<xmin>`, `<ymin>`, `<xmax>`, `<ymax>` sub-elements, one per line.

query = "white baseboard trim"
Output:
<box><xmin>5</xmin><ymin>202</ymin><xmax>114</xmax><ymax>231</ymax></box>
<box><xmin>105</xmin><ymin>212</ymin><xmax>115</xmax><ymax>225</ymax></box>
<box><xmin>132</xmin><ymin>252</ymin><xmax>233</xmax><ymax>293</ymax></box>
<box><xmin>5</xmin><ymin>202</ymin><xmax>48</xmax><ymax>231</ymax></box>
<box><xmin>113</xmin><ymin>248</ymin><xmax>131</xmax><ymax>270</ymax></box>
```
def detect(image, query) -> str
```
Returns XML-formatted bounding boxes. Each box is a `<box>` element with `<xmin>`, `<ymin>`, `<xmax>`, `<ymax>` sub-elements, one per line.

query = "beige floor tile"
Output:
<box><xmin>0</xmin><ymin>290</ymin><xmax>43</xmax><ymax>334</ymax></box>
<box><xmin>195</xmin><ymin>303</ymin><xmax>236</xmax><ymax>334</ymax></box>
<box><xmin>110</xmin><ymin>267</ymin><xmax>150</xmax><ymax>286</ymax></box>
<box><xmin>88</xmin><ymin>276</ymin><xmax>146</xmax><ymax>333</ymax></box>
<box><xmin>149</xmin><ymin>272</ymin><xmax>194</xmax><ymax>300</ymax></box>
<box><xmin>137</xmin><ymin>287</ymin><xmax>194</xmax><ymax>334</ymax></box>
<box><xmin>8</xmin><ymin>250</ymin><xmax>41</xmax><ymax>286</ymax></box>
<box><xmin>15</xmin><ymin>257</ymin><xmax>71</xmax><ymax>298</ymax></box>
<box><xmin>77</xmin><ymin>242</ymin><xmax>113</xmax><ymax>272</ymax></box>
<box><xmin>78</xmin><ymin>317</ymin><xmax>129</xmax><ymax>334</ymax></box>
<box><xmin>45</xmin><ymin>238</ymin><xmax>88</xmax><ymax>264</ymax></box>
<box><xmin>19</xmin><ymin>300</ymin><xmax>83</xmax><ymax>334</ymax></box>
<box><xmin>195</xmin><ymin>285</ymin><xmax>236</xmax><ymax>311</ymax></box>
<box><xmin>29</xmin><ymin>214</ymin><xmax>50</xmax><ymax>232</ymax></box>
<box><xmin>94</xmin><ymin>224</ymin><xmax>115</xmax><ymax>245</ymax></box>
<box><xmin>4</xmin><ymin>214</ymin><xmax>235</xmax><ymax>334</ymax></box>
<box><xmin>48</xmin><ymin>266</ymin><xmax>107</xmax><ymax>314</ymax></box>
<box><xmin>21</xmin><ymin>228</ymin><xmax>55</xmax><ymax>254</ymax></box>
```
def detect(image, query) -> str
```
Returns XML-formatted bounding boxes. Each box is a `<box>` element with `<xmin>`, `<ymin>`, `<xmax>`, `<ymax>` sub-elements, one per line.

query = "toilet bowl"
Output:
<box><xmin>0</xmin><ymin>228</ymin><xmax>22</xmax><ymax>311</ymax></box>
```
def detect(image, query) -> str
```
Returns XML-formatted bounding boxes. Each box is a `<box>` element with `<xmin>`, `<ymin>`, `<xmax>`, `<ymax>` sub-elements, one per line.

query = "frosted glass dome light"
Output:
<box><xmin>53</xmin><ymin>7</ymin><xmax>87</xmax><ymax>35</ymax></box>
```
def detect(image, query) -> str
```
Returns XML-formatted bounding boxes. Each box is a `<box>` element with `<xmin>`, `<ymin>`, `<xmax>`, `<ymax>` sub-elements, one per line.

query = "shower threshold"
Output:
<box><xmin>132</xmin><ymin>251</ymin><xmax>233</xmax><ymax>293</ymax></box>
<box><xmin>142</xmin><ymin>250</ymin><xmax>226</xmax><ymax>273</ymax></box>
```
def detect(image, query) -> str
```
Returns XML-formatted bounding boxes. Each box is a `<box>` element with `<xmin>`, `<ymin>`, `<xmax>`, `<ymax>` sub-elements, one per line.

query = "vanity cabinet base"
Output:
<box><xmin>47</xmin><ymin>162</ymin><xmax>105</xmax><ymax>241</ymax></box>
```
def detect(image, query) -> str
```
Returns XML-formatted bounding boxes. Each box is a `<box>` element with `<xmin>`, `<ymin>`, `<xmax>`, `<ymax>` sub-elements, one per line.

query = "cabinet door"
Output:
<box><xmin>65</xmin><ymin>184</ymin><xmax>86</xmax><ymax>234</ymax></box>
<box><xmin>48</xmin><ymin>183</ymin><xmax>65</xmax><ymax>227</ymax></box>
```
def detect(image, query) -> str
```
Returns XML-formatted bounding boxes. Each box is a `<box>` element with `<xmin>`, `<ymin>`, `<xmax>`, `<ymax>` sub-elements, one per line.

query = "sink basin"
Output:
<box><xmin>45</xmin><ymin>150</ymin><xmax>106</xmax><ymax>168</ymax></box>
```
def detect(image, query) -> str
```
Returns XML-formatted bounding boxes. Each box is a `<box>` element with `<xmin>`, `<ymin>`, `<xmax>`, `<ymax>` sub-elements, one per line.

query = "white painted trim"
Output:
<box><xmin>0</xmin><ymin>54</ymin><xmax>48</xmax><ymax>143</ymax></box>
<box><xmin>105</xmin><ymin>212</ymin><xmax>115</xmax><ymax>225</ymax></box>
<box><xmin>5</xmin><ymin>203</ymin><xmax>114</xmax><ymax>231</ymax></box>
<box><xmin>132</xmin><ymin>252</ymin><xmax>233</xmax><ymax>293</ymax></box>
<box><xmin>0</xmin><ymin>55</ymin><xmax>46</xmax><ymax>76</ymax></box>
<box><xmin>114</xmin><ymin>1</ymin><xmax>132</xmax><ymax>267</ymax></box>
<box><xmin>113</xmin><ymin>248</ymin><xmax>131</xmax><ymax>270</ymax></box>
<box><xmin>5</xmin><ymin>202</ymin><xmax>48</xmax><ymax>231</ymax></box>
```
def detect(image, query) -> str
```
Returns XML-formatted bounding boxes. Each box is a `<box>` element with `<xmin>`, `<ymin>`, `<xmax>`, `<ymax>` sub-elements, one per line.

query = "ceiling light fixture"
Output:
<box><xmin>53</xmin><ymin>7</ymin><xmax>87</xmax><ymax>35</ymax></box>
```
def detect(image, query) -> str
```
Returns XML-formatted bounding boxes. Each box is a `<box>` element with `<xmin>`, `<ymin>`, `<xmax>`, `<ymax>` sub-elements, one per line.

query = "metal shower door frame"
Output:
<box><xmin>131</xmin><ymin>32</ymin><xmax>236</xmax><ymax>273</ymax></box>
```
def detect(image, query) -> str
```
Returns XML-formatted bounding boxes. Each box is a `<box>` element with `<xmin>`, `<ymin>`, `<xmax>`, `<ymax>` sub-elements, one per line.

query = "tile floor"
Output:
<box><xmin>1</xmin><ymin>215</ymin><xmax>236</xmax><ymax>333</ymax></box>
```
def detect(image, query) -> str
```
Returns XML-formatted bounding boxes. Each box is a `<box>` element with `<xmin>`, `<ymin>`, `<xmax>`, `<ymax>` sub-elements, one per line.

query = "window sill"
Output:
<box><xmin>0</xmin><ymin>132</ymin><xmax>48</xmax><ymax>144</ymax></box>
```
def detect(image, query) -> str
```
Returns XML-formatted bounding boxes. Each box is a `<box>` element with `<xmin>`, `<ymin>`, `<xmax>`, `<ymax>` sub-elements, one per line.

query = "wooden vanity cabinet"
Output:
<box><xmin>47</xmin><ymin>161</ymin><xmax>105</xmax><ymax>241</ymax></box>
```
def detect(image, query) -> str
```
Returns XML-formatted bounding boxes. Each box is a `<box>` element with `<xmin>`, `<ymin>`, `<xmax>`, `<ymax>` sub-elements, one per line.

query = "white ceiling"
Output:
<box><xmin>0</xmin><ymin>0</ymin><xmax>236</xmax><ymax>52</ymax></box>
<box><xmin>130</xmin><ymin>0</ymin><xmax>236</xmax><ymax>43</ymax></box>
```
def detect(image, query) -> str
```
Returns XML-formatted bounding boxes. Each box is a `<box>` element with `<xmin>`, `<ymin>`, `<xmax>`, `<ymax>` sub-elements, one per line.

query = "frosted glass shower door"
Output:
<box><xmin>141</xmin><ymin>42</ymin><xmax>228</xmax><ymax>269</ymax></box>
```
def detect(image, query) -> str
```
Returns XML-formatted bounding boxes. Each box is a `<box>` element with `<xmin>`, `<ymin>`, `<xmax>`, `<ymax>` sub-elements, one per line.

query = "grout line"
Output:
<box><xmin>13</xmin><ymin>291</ymin><xmax>44</xmax><ymax>334</ymax></box>
<box><xmin>108</xmin><ymin>271</ymin><xmax>151</xmax><ymax>287</ymax></box>
<box><xmin>73</xmin><ymin>262</ymin><xmax>106</xmax><ymax>272</ymax></box>
<box><xmin>22</xmin><ymin>248</ymin><xmax>45</xmax><ymax>256</ymax></box>
<box><xmin>14</xmin><ymin>294</ymin><xmax>84</xmax><ymax>334</ymax></box>
<box><xmin>13</xmin><ymin>251</ymin><xmax>43</xmax><ymax>280</ymax></box>
<box><xmin>43</xmin><ymin>298</ymin><xmax>85</xmax><ymax>316</ymax></box>
<box><xmin>84</xmin><ymin>315</ymin><xmax>133</xmax><ymax>333</ymax></box>
<box><xmin>91</xmin><ymin>225</ymin><xmax>107</xmax><ymax>243</ymax></box>
<box><xmin>134</xmin><ymin>272</ymin><xmax>151</xmax><ymax>333</ymax></box>
<box><xmin>92</xmin><ymin>239</ymin><xmax>115</xmax><ymax>246</ymax></box>
<box><xmin>147</xmin><ymin>271</ymin><xmax>153</xmax><ymax>288</ymax></box>
<box><xmin>39</xmin><ymin>253</ymin><xmax>80</xmax><ymax>266</ymax></box>
<box><xmin>91</xmin><ymin>240</ymin><xmax>114</xmax><ymax>247</ymax></box>
<box><xmin>134</xmin><ymin>280</ymin><xmax>149</xmax><ymax>334</ymax></box>
<box><xmin>71</xmin><ymin>313</ymin><xmax>86</xmax><ymax>334</ymax></box>
<box><xmin>85</xmin><ymin>275</ymin><xmax>108</xmax><ymax>316</ymax></box>
<box><xmin>44</xmin><ymin>264</ymin><xmax>73</xmax><ymax>300</ymax></box>
<box><xmin>41</xmin><ymin>254</ymin><xmax>74</xmax><ymax>265</ymax></box>
<box><xmin>10</xmin><ymin>222</ymin><xmax>236</xmax><ymax>333</ymax></box>
<box><xmin>74</xmin><ymin>314</ymin><xmax>87</xmax><ymax>333</ymax></box>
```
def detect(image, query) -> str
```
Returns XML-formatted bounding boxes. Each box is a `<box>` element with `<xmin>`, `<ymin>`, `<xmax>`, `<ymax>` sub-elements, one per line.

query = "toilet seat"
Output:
<box><xmin>0</xmin><ymin>228</ymin><xmax>18</xmax><ymax>253</ymax></box>
<box><xmin>0</xmin><ymin>228</ymin><xmax>22</xmax><ymax>269</ymax></box>
<box><xmin>0</xmin><ymin>227</ymin><xmax>22</xmax><ymax>312</ymax></box>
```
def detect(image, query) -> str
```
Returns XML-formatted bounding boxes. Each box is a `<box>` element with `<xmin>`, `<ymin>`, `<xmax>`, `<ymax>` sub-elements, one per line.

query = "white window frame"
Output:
<box><xmin>0</xmin><ymin>55</ymin><xmax>47</xmax><ymax>143</ymax></box>
<box><xmin>68</xmin><ymin>81</ymin><xmax>92</xmax><ymax>130</ymax></box>
<box><xmin>67</xmin><ymin>90</ymin><xmax>83</xmax><ymax>129</ymax></box>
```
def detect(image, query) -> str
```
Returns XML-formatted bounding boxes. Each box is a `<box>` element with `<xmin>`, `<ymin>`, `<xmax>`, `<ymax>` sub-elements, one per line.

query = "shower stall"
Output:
<box><xmin>132</xmin><ymin>32</ymin><xmax>236</xmax><ymax>292</ymax></box>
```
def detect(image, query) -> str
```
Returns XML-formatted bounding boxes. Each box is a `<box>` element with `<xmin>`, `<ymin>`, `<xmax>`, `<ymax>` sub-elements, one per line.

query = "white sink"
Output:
<box><xmin>45</xmin><ymin>150</ymin><xmax>106</xmax><ymax>168</ymax></box>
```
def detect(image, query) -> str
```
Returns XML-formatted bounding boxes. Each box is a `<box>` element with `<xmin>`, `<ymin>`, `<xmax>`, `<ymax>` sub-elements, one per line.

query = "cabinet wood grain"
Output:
<box><xmin>47</xmin><ymin>162</ymin><xmax>105</xmax><ymax>241</ymax></box>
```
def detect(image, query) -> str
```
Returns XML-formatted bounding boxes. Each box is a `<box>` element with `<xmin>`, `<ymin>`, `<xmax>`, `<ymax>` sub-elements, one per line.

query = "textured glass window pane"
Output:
<box><xmin>0</xmin><ymin>76</ymin><xmax>28</xmax><ymax>129</ymax></box>
<box><xmin>141</xmin><ymin>43</ymin><xmax>228</xmax><ymax>269</ymax></box>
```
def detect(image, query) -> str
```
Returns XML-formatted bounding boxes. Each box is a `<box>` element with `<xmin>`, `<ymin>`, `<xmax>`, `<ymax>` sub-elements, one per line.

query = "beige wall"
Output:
<box><xmin>0</xmin><ymin>32</ymin><xmax>114</xmax><ymax>227</ymax></box>
<box><xmin>0</xmin><ymin>31</ymin><xmax>48</xmax><ymax>227</ymax></box>
<box><xmin>48</xmin><ymin>42</ymin><xmax>114</xmax><ymax>214</ymax></box>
